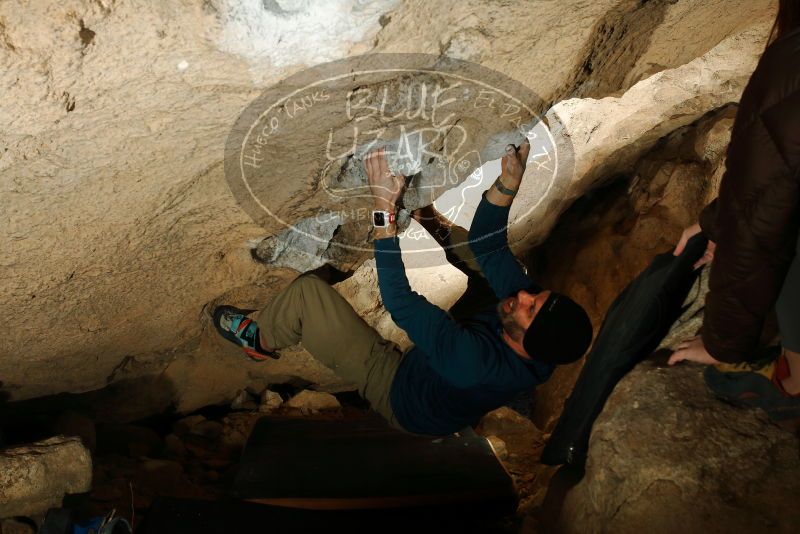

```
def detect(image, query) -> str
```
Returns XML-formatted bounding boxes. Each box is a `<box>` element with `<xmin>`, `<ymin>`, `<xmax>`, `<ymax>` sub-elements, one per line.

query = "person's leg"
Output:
<box><xmin>776</xmin><ymin>232</ymin><xmax>800</xmax><ymax>395</ymax></box>
<box><xmin>256</xmin><ymin>273</ymin><xmax>405</xmax><ymax>427</ymax></box>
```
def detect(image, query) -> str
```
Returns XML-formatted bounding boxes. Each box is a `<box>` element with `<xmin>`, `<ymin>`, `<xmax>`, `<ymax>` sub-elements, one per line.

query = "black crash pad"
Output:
<box><xmin>540</xmin><ymin>233</ymin><xmax>708</xmax><ymax>467</ymax></box>
<box><xmin>232</xmin><ymin>415</ymin><xmax>517</xmax><ymax>511</ymax></box>
<box><xmin>138</xmin><ymin>497</ymin><xmax>517</xmax><ymax>533</ymax></box>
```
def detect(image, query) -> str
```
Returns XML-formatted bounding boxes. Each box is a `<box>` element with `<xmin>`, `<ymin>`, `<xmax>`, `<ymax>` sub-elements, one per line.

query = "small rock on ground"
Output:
<box><xmin>486</xmin><ymin>435</ymin><xmax>508</xmax><ymax>460</ymax></box>
<box><xmin>259</xmin><ymin>390</ymin><xmax>283</xmax><ymax>412</ymax></box>
<box><xmin>188</xmin><ymin>420</ymin><xmax>223</xmax><ymax>440</ymax></box>
<box><xmin>285</xmin><ymin>390</ymin><xmax>341</xmax><ymax>412</ymax></box>
<box><xmin>0</xmin><ymin>518</ymin><xmax>37</xmax><ymax>534</ymax></box>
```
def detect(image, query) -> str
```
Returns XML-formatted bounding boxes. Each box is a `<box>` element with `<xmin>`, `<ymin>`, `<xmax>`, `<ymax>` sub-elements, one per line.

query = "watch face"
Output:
<box><xmin>373</xmin><ymin>211</ymin><xmax>386</xmax><ymax>227</ymax></box>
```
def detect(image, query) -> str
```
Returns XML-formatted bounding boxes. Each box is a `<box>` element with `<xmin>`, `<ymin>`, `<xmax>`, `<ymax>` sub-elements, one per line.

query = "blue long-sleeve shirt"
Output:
<box><xmin>374</xmin><ymin>192</ymin><xmax>554</xmax><ymax>435</ymax></box>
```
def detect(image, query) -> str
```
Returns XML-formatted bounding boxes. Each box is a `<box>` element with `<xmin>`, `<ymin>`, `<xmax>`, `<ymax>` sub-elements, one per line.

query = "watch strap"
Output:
<box><xmin>372</xmin><ymin>210</ymin><xmax>396</xmax><ymax>227</ymax></box>
<box><xmin>494</xmin><ymin>178</ymin><xmax>518</xmax><ymax>196</ymax></box>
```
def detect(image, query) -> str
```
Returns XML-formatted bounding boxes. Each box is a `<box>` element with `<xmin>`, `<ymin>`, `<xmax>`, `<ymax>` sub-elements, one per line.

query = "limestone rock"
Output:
<box><xmin>0</xmin><ymin>0</ymin><xmax>775</xmax><ymax>414</ymax></box>
<box><xmin>658</xmin><ymin>268</ymin><xmax>710</xmax><ymax>352</ymax></box>
<box><xmin>229</xmin><ymin>389</ymin><xmax>251</xmax><ymax>410</ymax></box>
<box><xmin>480</xmin><ymin>406</ymin><xmax>541</xmax><ymax>439</ymax></box>
<box><xmin>486</xmin><ymin>435</ymin><xmax>508</xmax><ymax>461</ymax></box>
<box><xmin>258</xmin><ymin>390</ymin><xmax>283</xmax><ymax>413</ymax></box>
<box><xmin>0</xmin><ymin>437</ymin><xmax>92</xmax><ymax>518</ymax></box>
<box><xmin>510</xmin><ymin>22</ymin><xmax>771</xmax><ymax>250</ymax></box>
<box><xmin>694</xmin><ymin>105</ymin><xmax>737</xmax><ymax>164</ymax></box>
<box><xmin>559</xmin><ymin>361</ymin><xmax>800</xmax><ymax>533</ymax></box>
<box><xmin>219</xmin><ymin>428</ymin><xmax>247</xmax><ymax>455</ymax></box>
<box><xmin>285</xmin><ymin>390</ymin><xmax>341</xmax><ymax>412</ymax></box>
<box><xmin>188</xmin><ymin>420</ymin><xmax>224</xmax><ymax>441</ymax></box>
<box><xmin>241</xmin><ymin>400</ymin><xmax>259</xmax><ymax>411</ymax></box>
<box><xmin>0</xmin><ymin>519</ymin><xmax>36</xmax><ymax>534</ymax></box>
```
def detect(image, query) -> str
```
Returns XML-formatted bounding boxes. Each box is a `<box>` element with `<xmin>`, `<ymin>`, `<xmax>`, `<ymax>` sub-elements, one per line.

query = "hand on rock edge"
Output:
<box><xmin>673</xmin><ymin>223</ymin><xmax>716</xmax><ymax>270</ymax></box>
<box><xmin>365</xmin><ymin>147</ymin><xmax>405</xmax><ymax>210</ymax></box>
<box><xmin>499</xmin><ymin>137</ymin><xmax>531</xmax><ymax>189</ymax></box>
<box><xmin>668</xmin><ymin>336</ymin><xmax>720</xmax><ymax>366</ymax></box>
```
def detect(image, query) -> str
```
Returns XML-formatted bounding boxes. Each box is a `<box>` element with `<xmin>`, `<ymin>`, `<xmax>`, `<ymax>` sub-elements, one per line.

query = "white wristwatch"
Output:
<box><xmin>372</xmin><ymin>210</ymin><xmax>396</xmax><ymax>228</ymax></box>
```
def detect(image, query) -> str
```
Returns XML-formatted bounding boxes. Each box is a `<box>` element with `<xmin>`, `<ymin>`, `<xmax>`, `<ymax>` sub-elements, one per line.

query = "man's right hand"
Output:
<box><xmin>499</xmin><ymin>137</ymin><xmax>530</xmax><ymax>189</ymax></box>
<box><xmin>674</xmin><ymin>223</ymin><xmax>716</xmax><ymax>270</ymax></box>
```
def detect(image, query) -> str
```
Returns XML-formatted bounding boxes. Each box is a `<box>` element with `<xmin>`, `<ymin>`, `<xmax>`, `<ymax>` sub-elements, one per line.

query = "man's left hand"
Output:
<box><xmin>668</xmin><ymin>335</ymin><xmax>720</xmax><ymax>365</ymax></box>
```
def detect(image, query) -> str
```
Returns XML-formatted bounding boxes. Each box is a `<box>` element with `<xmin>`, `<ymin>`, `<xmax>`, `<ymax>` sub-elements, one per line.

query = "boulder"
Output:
<box><xmin>258</xmin><ymin>390</ymin><xmax>284</xmax><ymax>413</ymax></box>
<box><xmin>229</xmin><ymin>390</ymin><xmax>251</xmax><ymax>410</ymax></box>
<box><xmin>510</xmin><ymin>22</ymin><xmax>771</xmax><ymax>251</ymax></box>
<box><xmin>172</xmin><ymin>415</ymin><xmax>207</xmax><ymax>437</ymax></box>
<box><xmin>486</xmin><ymin>435</ymin><xmax>508</xmax><ymax>461</ymax></box>
<box><xmin>219</xmin><ymin>428</ymin><xmax>247</xmax><ymax>454</ymax></box>
<box><xmin>479</xmin><ymin>406</ymin><xmax>541</xmax><ymax>438</ymax></box>
<box><xmin>0</xmin><ymin>437</ymin><xmax>92</xmax><ymax>518</ymax></box>
<box><xmin>0</xmin><ymin>518</ymin><xmax>36</xmax><ymax>534</ymax></box>
<box><xmin>187</xmin><ymin>420</ymin><xmax>224</xmax><ymax>441</ymax></box>
<box><xmin>285</xmin><ymin>390</ymin><xmax>341</xmax><ymax>412</ymax></box>
<box><xmin>558</xmin><ymin>361</ymin><xmax>800</xmax><ymax>533</ymax></box>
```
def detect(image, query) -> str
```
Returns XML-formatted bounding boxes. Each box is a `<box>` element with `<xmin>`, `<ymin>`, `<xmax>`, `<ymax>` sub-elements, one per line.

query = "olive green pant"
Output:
<box><xmin>255</xmin><ymin>225</ymin><xmax>498</xmax><ymax>431</ymax></box>
<box><xmin>256</xmin><ymin>273</ymin><xmax>406</xmax><ymax>429</ymax></box>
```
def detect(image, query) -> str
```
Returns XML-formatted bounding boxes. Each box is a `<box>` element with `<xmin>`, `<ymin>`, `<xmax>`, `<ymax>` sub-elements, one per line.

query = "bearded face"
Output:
<box><xmin>497</xmin><ymin>299</ymin><xmax>525</xmax><ymax>342</ymax></box>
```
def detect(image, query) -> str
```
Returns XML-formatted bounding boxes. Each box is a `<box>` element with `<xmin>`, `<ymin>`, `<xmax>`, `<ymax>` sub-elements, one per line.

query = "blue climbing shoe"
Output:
<box><xmin>213</xmin><ymin>305</ymin><xmax>279</xmax><ymax>361</ymax></box>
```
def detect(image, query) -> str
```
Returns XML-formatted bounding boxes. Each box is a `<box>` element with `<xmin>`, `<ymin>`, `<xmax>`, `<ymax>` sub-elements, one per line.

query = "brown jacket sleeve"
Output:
<box><xmin>702</xmin><ymin>82</ymin><xmax>800</xmax><ymax>363</ymax></box>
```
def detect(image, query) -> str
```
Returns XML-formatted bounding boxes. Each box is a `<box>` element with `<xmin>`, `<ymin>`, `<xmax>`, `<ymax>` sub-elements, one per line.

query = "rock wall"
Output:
<box><xmin>558</xmin><ymin>361</ymin><xmax>800</xmax><ymax>534</ymax></box>
<box><xmin>0</xmin><ymin>0</ymin><xmax>777</xmax><ymax>417</ymax></box>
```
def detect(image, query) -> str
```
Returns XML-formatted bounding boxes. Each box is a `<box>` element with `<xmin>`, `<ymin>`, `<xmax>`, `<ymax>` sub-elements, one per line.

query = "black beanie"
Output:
<box><xmin>522</xmin><ymin>292</ymin><xmax>593</xmax><ymax>365</ymax></box>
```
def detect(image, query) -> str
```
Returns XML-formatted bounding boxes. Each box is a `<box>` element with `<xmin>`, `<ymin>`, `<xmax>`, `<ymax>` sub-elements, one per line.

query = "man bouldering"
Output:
<box><xmin>212</xmin><ymin>140</ymin><xmax>592</xmax><ymax>435</ymax></box>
